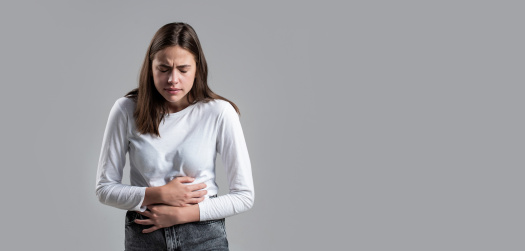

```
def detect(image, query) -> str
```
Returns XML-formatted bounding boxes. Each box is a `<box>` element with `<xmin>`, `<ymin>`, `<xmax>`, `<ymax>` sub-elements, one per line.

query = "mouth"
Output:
<box><xmin>165</xmin><ymin>88</ymin><xmax>182</xmax><ymax>94</ymax></box>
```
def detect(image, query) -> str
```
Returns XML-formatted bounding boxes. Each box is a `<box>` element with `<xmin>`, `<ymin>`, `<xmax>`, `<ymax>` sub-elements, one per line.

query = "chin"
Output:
<box><xmin>166</xmin><ymin>95</ymin><xmax>186</xmax><ymax>103</ymax></box>
<box><xmin>164</xmin><ymin>97</ymin><xmax>179</xmax><ymax>102</ymax></box>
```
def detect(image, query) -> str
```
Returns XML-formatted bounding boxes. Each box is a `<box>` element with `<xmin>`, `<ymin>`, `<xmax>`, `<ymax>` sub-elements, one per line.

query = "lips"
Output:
<box><xmin>165</xmin><ymin>88</ymin><xmax>181</xmax><ymax>94</ymax></box>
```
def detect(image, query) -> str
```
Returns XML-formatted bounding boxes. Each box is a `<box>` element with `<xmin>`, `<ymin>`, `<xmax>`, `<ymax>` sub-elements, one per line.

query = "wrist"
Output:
<box><xmin>158</xmin><ymin>185</ymin><xmax>168</xmax><ymax>204</ymax></box>
<box><xmin>189</xmin><ymin>204</ymin><xmax>200</xmax><ymax>222</ymax></box>
<box><xmin>178</xmin><ymin>205</ymin><xmax>200</xmax><ymax>224</ymax></box>
<box><xmin>143</xmin><ymin>186</ymin><xmax>163</xmax><ymax>206</ymax></box>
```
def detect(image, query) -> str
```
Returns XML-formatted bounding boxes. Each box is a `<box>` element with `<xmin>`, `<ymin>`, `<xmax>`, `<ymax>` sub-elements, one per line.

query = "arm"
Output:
<box><xmin>96</xmin><ymin>99</ymin><xmax>146</xmax><ymax>211</ymax></box>
<box><xmin>198</xmin><ymin>102</ymin><xmax>255</xmax><ymax>221</ymax></box>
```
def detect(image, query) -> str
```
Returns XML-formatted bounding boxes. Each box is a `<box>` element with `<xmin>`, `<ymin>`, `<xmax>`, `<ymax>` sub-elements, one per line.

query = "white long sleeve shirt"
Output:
<box><xmin>96</xmin><ymin>97</ymin><xmax>254</xmax><ymax>221</ymax></box>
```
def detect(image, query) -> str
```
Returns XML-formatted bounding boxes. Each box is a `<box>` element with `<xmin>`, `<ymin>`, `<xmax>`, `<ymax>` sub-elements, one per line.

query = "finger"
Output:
<box><xmin>187</xmin><ymin>196</ymin><xmax>206</xmax><ymax>204</ymax></box>
<box><xmin>189</xmin><ymin>189</ymin><xmax>208</xmax><ymax>198</ymax></box>
<box><xmin>143</xmin><ymin>225</ymin><xmax>161</xmax><ymax>234</ymax></box>
<box><xmin>175</xmin><ymin>176</ymin><xmax>195</xmax><ymax>183</ymax></box>
<box><xmin>187</xmin><ymin>183</ymin><xmax>207</xmax><ymax>191</ymax></box>
<box><xmin>135</xmin><ymin>219</ymin><xmax>154</xmax><ymax>226</ymax></box>
<box><xmin>137</xmin><ymin>210</ymin><xmax>153</xmax><ymax>218</ymax></box>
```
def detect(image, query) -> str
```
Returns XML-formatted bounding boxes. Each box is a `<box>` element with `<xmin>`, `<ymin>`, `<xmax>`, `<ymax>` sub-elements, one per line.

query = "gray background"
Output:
<box><xmin>0</xmin><ymin>0</ymin><xmax>523</xmax><ymax>250</ymax></box>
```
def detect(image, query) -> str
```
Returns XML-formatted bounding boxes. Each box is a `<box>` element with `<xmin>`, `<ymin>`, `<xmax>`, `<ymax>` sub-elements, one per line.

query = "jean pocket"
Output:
<box><xmin>125</xmin><ymin>211</ymin><xmax>140</xmax><ymax>226</ymax></box>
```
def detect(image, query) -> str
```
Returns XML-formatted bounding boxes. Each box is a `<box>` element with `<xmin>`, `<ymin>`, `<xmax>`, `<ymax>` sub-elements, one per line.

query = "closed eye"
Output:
<box><xmin>176</xmin><ymin>65</ymin><xmax>191</xmax><ymax>73</ymax></box>
<box><xmin>157</xmin><ymin>66</ymin><xmax>170</xmax><ymax>73</ymax></box>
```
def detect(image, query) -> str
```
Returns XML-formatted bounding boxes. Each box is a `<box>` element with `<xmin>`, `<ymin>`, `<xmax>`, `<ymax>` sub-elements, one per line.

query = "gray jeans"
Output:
<box><xmin>124</xmin><ymin>210</ymin><xmax>229</xmax><ymax>251</ymax></box>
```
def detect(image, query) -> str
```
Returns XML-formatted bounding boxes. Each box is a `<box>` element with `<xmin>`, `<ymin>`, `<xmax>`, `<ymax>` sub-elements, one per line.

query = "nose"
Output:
<box><xmin>168</xmin><ymin>70</ymin><xmax>180</xmax><ymax>85</ymax></box>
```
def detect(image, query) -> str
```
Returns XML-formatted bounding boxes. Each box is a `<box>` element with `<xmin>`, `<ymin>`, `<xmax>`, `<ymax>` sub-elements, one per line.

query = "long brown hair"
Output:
<box><xmin>126</xmin><ymin>22</ymin><xmax>239</xmax><ymax>137</ymax></box>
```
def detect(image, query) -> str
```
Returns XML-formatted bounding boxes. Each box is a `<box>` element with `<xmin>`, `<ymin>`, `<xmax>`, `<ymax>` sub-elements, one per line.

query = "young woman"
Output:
<box><xmin>96</xmin><ymin>22</ymin><xmax>254</xmax><ymax>250</ymax></box>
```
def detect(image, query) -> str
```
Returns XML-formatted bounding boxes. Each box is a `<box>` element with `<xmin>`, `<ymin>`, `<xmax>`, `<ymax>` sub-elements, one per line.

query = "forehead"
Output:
<box><xmin>153</xmin><ymin>45</ymin><xmax>196</xmax><ymax>64</ymax></box>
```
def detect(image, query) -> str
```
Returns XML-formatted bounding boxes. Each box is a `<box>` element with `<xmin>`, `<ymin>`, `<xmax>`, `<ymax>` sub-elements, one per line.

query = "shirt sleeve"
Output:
<box><xmin>198</xmin><ymin>103</ymin><xmax>255</xmax><ymax>221</ymax></box>
<box><xmin>95</xmin><ymin>99</ymin><xmax>146</xmax><ymax>211</ymax></box>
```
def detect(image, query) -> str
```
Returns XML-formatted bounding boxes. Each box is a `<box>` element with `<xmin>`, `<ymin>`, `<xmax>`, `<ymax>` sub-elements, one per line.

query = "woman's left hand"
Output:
<box><xmin>135</xmin><ymin>204</ymin><xmax>200</xmax><ymax>233</ymax></box>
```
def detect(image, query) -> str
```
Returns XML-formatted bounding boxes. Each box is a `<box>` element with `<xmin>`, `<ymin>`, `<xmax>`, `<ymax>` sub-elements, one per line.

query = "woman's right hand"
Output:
<box><xmin>161</xmin><ymin>177</ymin><xmax>207</xmax><ymax>207</ymax></box>
<box><xmin>142</xmin><ymin>176</ymin><xmax>207</xmax><ymax>207</ymax></box>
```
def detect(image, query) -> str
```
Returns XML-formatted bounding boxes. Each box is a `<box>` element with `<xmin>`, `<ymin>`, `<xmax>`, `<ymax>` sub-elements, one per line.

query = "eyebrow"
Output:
<box><xmin>157</xmin><ymin>64</ymin><xmax>191</xmax><ymax>68</ymax></box>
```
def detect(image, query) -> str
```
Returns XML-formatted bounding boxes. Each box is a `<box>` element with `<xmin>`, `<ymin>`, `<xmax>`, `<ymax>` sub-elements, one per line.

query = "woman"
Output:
<box><xmin>96</xmin><ymin>22</ymin><xmax>254</xmax><ymax>250</ymax></box>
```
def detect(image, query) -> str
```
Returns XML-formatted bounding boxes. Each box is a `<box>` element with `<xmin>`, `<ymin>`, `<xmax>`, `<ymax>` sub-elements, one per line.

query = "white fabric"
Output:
<box><xmin>96</xmin><ymin>97</ymin><xmax>254</xmax><ymax>221</ymax></box>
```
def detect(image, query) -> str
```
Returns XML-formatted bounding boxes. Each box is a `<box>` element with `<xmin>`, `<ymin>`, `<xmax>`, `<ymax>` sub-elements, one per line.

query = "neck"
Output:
<box><xmin>167</xmin><ymin>97</ymin><xmax>191</xmax><ymax>113</ymax></box>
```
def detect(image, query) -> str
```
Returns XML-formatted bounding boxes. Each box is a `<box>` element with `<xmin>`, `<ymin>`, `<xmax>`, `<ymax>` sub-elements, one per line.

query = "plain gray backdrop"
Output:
<box><xmin>1</xmin><ymin>0</ymin><xmax>523</xmax><ymax>250</ymax></box>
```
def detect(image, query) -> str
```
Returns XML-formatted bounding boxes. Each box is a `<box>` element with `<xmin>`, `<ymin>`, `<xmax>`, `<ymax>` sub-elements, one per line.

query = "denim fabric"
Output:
<box><xmin>125</xmin><ymin>210</ymin><xmax>229</xmax><ymax>251</ymax></box>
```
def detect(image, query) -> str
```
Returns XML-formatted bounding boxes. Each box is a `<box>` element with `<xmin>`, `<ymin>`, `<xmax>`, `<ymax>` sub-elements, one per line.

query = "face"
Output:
<box><xmin>152</xmin><ymin>45</ymin><xmax>197</xmax><ymax>113</ymax></box>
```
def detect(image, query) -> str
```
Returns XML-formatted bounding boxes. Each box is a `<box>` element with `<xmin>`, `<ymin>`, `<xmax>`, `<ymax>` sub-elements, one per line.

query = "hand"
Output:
<box><xmin>161</xmin><ymin>177</ymin><xmax>207</xmax><ymax>207</ymax></box>
<box><xmin>135</xmin><ymin>204</ymin><xmax>199</xmax><ymax>233</ymax></box>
